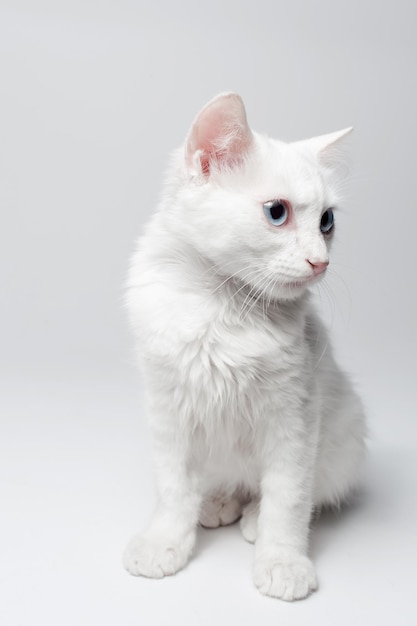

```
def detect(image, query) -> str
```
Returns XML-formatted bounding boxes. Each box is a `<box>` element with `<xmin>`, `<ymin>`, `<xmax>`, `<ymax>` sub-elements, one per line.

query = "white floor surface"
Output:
<box><xmin>2</xmin><ymin>365</ymin><xmax>416</xmax><ymax>626</ymax></box>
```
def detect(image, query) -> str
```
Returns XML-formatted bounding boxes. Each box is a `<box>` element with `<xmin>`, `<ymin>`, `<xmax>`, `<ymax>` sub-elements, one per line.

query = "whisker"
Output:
<box><xmin>221</xmin><ymin>268</ymin><xmax>265</xmax><ymax>314</ymax></box>
<box><xmin>210</xmin><ymin>262</ymin><xmax>255</xmax><ymax>296</ymax></box>
<box><xmin>327</xmin><ymin>268</ymin><xmax>353</xmax><ymax>320</ymax></box>
<box><xmin>317</xmin><ymin>279</ymin><xmax>336</xmax><ymax>333</ymax></box>
<box><xmin>238</xmin><ymin>267</ymin><xmax>269</xmax><ymax>320</ymax></box>
<box><xmin>240</xmin><ymin>270</ymin><xmax>273</xmax><ymax>321</ymax></box>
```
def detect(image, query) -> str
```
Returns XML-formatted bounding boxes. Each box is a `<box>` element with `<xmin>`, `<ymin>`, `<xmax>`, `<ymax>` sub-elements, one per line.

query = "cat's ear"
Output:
<box><xmin>303</xmin><ymin>127</ymin><xmax>353</xmax><ymax>165</ymax></box>
<box><xmin>185</xmin><ymin>93</ymin><xmax>253</xmax><ymax>176</ymax></box>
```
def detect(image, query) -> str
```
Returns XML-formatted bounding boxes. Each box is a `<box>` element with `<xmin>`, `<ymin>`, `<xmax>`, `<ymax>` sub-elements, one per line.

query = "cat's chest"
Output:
<box><xmin>171</xmin><ymin>304</ymin><xmax>307</xmax><ymax>404</ymax></box>
<box><xmin>140</xmin><ymin>278</ymin><xmax>309</xmax><ymax>399</ymax></box>
<box><xmin>141</xmin><ymin>283</ymin><xmax>312</xmax><ymax>432</ymax></box>
<box><xmin>179</xmin><ymin>316</ymin><xmax>307</xmax><ymax>471</ymax></box>
<box><xmin>199</xmin><ymin>316</ymin><xmax>299</xmax><ymax>371</ymax></box>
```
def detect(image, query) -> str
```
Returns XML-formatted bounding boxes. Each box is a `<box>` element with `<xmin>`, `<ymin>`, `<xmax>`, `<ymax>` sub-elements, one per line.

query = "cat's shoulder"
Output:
<box><xmin>126</xmin><ymin>251</ymin><xmax>218</xmax><ymax>358</ymax></box>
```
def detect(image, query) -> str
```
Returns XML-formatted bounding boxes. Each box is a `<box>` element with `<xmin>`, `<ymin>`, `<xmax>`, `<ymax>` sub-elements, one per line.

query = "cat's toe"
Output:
<box><xmin>239</xmin><ymin>500</ymin><xmax>259</xmax><ymax>543</ymax></box>
<box><xmin>253</xmin><ymin>553</ymin><xmax>317</xmax><ymax>601</ymax></box>
<box><xmin>123</xmin><ymin>532</ymin><xmax>194</xmax><ymax>578</ymax></box>
<box><xmin>199</xmin><ymin>493</ymin><xmax>244</xmax><ymax>528</ymax></box>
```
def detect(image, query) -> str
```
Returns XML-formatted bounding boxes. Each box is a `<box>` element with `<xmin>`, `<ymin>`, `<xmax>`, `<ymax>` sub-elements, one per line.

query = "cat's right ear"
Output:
<box><xmin>185</xmin><ymin>93</ymin><xmax>253</xmax><ymax>177</ymax></box>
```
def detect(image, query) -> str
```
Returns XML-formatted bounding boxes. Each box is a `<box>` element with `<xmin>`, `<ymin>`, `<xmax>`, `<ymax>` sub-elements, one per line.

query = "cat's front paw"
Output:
<box><xmin>253</xmin><ymin>553</ymin><xmax>318</xmax><ymax>601</ymax></box>
<box><xmin>123</xmin><ymin>531</ymin><xmax>195</xmax><ymax>578</ymax></box>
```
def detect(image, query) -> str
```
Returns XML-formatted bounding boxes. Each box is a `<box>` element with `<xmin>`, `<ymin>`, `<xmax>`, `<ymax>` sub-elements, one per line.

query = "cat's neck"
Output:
<box><xmin>211</xmin><ymin>269</ymin><xmax>310</xmax><ymax>326</ymax></box>
<box><xmin>149</xmin><ymin>231</ymin><xmax>310</xmax><ymax>326</ymax></box>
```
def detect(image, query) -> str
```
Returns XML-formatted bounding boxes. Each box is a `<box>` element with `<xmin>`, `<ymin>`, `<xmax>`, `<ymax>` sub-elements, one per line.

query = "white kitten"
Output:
<box><xmin>123</xmin><ymin>93</ymin><xmax>366</xmax><ymax>601</ymax></box>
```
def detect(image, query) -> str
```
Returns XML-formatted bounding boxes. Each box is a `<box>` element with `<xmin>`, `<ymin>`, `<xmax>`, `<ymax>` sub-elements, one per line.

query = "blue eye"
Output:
<box><xmin>320</xmin><ymin>208</ymin><xmax>335</xmax><ymax>234</ymax></box>
<box><xmin>263</xmin><ymin>199</ymin><xmax>289</xmax><ymax>226</ymax></box>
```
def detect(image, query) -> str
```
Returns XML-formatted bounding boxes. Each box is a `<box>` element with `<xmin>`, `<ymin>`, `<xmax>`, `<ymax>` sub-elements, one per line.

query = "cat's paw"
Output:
<box><xmin>199</xmin><ymin>493</ymin><xmax>244</xmax><ymax>528</ymax></box>
<box><xmin>253</xmin><ymin>553</ymin><xmax>318</xmax><ymax>601</ymax></box>
<box><xmin>240</xmin><ymin>500</ymin><xmax>259</xmax><ymax>543</ymax></box>
<box><xmin>123</xmin><ymin>531</ymin><xmax>195</xmax><ymax>578</ymax></box>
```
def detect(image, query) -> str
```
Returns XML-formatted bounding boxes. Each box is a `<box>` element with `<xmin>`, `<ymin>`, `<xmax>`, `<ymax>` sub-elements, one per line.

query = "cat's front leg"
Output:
<box><xmin>123</xmin><ymin>412</ymin><xmax>202</xmax><ymax>579</ymax></box>
<box><xmin>253</xmin><ymin>415</ymin><xmax>318</xmax><ymax>601</ymax></box>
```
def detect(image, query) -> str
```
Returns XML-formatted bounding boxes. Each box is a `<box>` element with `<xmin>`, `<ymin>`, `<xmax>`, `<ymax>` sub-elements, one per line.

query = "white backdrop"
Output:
<box><xmin>1</xmin><ymin>1</ymin><xmax>416</xmax><ymax>625</ymax></box>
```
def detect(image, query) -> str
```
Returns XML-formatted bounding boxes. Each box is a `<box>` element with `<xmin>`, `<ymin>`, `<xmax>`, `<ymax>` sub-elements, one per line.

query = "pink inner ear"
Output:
<box><xmin>186</xmin><ymin>93</ymin><xmax>252</xmax><ymax>174</ymax></box>
<box><xmin>200</xmin><ymin>154</ymin><xmax>211</xmax><ymax>176</ymax></box>
<box><xmin>195</xmin><ymin>109</ymin><xmax>227</xmax><ymax>154</ymax></box>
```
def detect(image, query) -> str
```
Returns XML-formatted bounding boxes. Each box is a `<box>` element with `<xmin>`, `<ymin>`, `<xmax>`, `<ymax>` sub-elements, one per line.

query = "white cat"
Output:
<box><xmin>123</xmin><ymin>93</ymin><xmax>366</xmax><ymax>601</ymax></box>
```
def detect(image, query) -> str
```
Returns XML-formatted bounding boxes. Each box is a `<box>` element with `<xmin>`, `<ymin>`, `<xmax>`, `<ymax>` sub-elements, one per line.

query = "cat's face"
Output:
<box><xmin>171</xmin><ymin>93</ymin><xmax>350</xmax><ymax>302</ymax></box>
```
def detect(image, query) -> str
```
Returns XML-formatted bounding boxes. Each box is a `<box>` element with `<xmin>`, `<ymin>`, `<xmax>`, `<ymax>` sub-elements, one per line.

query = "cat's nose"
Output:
<box><xmin>306</xmin><ymin>259</ymin><xmax>329</xmax><ymax>276</ymax></box>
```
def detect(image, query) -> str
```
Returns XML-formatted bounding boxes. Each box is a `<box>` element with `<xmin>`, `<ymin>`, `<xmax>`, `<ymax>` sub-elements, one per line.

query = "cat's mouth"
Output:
<box><xmin>286</xmin><ymin>281</ymin><xmax>308</xmax><ymax>288</ymax></box>
<box><xmin>285</xmin><ymin>274</ymin><xmax>323</xmax><ymax>289</ymax></box>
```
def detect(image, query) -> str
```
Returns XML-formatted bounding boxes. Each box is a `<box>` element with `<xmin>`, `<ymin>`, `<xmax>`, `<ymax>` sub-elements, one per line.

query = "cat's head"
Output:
<box><xmin>169</xmin><ymin>92</ymin><xmax>351</xmax><ymax>302</ymax></box>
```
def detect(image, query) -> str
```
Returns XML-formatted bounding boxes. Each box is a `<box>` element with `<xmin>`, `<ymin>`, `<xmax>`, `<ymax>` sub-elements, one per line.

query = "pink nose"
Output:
<box><xmin>307</xmin><ymin>259</ymin><xmax>329</xmax><ymax>276</ymax></box>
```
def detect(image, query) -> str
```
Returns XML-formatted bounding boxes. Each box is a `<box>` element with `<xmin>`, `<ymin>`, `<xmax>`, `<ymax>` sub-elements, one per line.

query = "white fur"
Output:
<box><xmin>123</xmin><ymin>93</ymin><xmax>366</xmax><ymax>601</ymax></box>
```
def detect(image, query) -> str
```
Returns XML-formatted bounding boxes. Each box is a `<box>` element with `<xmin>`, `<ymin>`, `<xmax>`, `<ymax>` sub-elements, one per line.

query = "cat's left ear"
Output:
<box><xmin>303</xmin><ymin>127</ymin><xmax>353</xmax><ymax>165</ymax></box>
<box><xmin>185</xmin><ymin>92</ymin><xmax>253</xmax><ymax>176</ymax></box>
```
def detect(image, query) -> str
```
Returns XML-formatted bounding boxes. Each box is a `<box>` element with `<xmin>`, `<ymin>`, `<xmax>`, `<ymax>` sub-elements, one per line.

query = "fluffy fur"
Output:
<box><xmin>123</xmin><ymin>93</ymin><xmax>366</xmax><ymax>601</ymax></box>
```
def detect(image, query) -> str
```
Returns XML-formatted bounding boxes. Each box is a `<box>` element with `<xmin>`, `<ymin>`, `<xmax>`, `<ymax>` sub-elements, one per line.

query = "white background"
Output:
<box><xmin>1</xmin><ymin>1</ymin><xmax>416</xmax><ymax>624</ymax></box>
